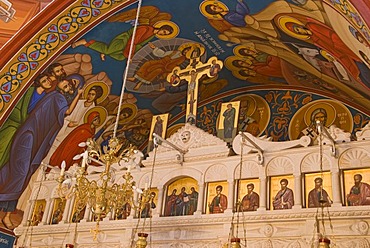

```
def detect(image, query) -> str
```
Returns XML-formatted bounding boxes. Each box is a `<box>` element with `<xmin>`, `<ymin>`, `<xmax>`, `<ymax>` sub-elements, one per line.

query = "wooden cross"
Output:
<box><xmin>167</xmin><ymin>56</ymin><xmax>223</xmax><ymax>125</ymax></box>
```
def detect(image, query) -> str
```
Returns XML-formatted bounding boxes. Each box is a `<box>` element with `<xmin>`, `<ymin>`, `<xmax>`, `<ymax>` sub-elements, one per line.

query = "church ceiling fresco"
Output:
<box><xmin>0</xmin><ymin>0</ymin><xmax>370</xmax><ymax>231</ymax></box>
<box><xmin>0</xmin><ymin>0</ymin><xmax>369</xmax><ymax>163</ymax></box>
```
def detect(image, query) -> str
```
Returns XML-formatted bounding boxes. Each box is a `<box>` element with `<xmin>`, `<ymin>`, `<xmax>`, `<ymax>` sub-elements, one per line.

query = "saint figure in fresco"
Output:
<box><xmin>301</xmin><ymin>107</ymin><xmax>327</xmax><ymax>140</ymax></box>
<box><xmin>347</xmin><ymin>174</ymin><xmax>370</xmax><ymax>206</ymax></box>
<box><xmin>51</xmin><ymin>201</ymin><xmax>64</xmax><ymax>224</ymax></box>
<box><xmin>141</xmin><ymin>192</ymin><xmax>156</xmax><ymax>218</ymax></box>
<box><xmin>188</xmin><ymin>187</ymin><xmax>199</xmax><ymax>215</ymax></box>
<box><xmin>238</xmin><ymin>100</ymin><xmax>260</xmax><ymax>137</ymax></box>
<box><xmin>48</xmin><ymin>83</ymin><xmax>105</xmax><ymax>157</ymax></box>
<box><xmin>272</xmin><ymin>179</ymin><xmax>294</xmax><ymax>210</ymax></box>
<box><xmin>209</xmin><ymin>185</ymin><xmax>228</xmax><ymax>214</ymax></box>
<box><xmin>31</xmin><ymin>204</ymin><xmax>44</xmax><ymax>226</ymax></box>
<box><xmin>127</xmin><ymin>43</ymin><xmax>192</xmax><ymax>91</ymax></box>
<box><xmin>0</xmin><ymin>79</ymin><xmax>83</xmax><ymax>229</ymax></box>
<box><xmin>176</xmin><ymin>187</ymin><xmax>189</xmax><ymax>216</ymax></box>
<box><xmin>115</xmin><ymin>202</ymin><xmax>131</xmax><ymax>220</ymax></box>
<box><xmin>241</xmin><ymin>183</ymin><xmax>259</xmax><ymax>211</ymax></box>
<box><xmin>0</xmin><ymin>72</ymin><xmax>52</xmax><ymax>170</ymax></box>
<box><xmin>203</xmin><ymin>0</ymin><xmax>250</xmax><ymax>27</ymax></box>
<box><xmin>50</xmin><ymin>110</ymin><xmax>102</xmax><ymax>170</ymax></box>
<box><xmin>71</xmin><ymin>207</ymin><xmax>86</xmax><ymax>223</ymax></box>
<box><xmin>165</xmin><ymin>189</ymin><xmax>178</xmax><ymax>216</ymax></box>
<box><xmin>280</xmin><ymin>15</ymin><xmax>365</xmax><ymax>82</ymax></box>
<box><xmin>307</xmin><ymin>177</ymin><xmax>331</xmax><ymax>208</ymax></box>
<box><xmin>153</xmin><ymin>116</ymin><xmax>164</xmax><ymax>138</ymax></box>
<box><xmin>223</xmin><ymin>103</ymin><xmax>236</xmax><ymax>140</ymax></box>
<box><xmin>210</xmin><ymin>59</ymin><xmax>222</xmax><ymax>76</ymax></box>
<box><xmin>47</xmin><ymin>63</ymin><xmax>67</xmax><ymax>92</ymax></box>
<box><xmin>72</xmin><ymin>25</ymin><xmax>175</xmax><ymax>61</ymax></box>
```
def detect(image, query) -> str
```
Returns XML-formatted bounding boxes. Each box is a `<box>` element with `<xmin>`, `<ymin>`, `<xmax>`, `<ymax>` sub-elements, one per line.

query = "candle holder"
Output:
<box><xmin>230</xmin><ymin>237</ymin><xmax>241</xmax><ymax>248</ymax></box>
<box><xmin>57</xmin><ymin>137</ymin><xmax>150</xmax><ymax>240</ymax></box>
<box><xmin>136</xmin><ymin>232</ymin><xmax>149</xmax><ymax>248</ymax></box>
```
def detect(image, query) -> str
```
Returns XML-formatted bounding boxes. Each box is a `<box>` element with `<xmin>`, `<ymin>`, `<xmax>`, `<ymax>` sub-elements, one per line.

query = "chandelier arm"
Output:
<box><xmin>239</xmin><ymin>131</ymin><xmax>264</xmax><ymax>165</ymax></box>
<box><xmin>153</xmin><ymin>132</ymin><xmax>188</xmax><ymax>164</ymax></box>
<box><xmin>113</xmin><ymin>0</ymin><xmax>143</xmax><ymax>138</ymax></box>
<box><xmin>316</xmin><ymin>121</ymin><xmax>337</xmax><ymax>158</ymax></box>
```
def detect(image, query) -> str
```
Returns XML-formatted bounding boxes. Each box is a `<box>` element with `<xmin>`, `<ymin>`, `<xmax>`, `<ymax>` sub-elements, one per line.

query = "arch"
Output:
<box><xmin>0</xmin><ymin>0</ymin><xmax>136</xmax><ymax>123</ymax></box>
<box><xmin>31</xmin><ymin>185</ymin><xmax>49</xmax><ymax>199</ymax></box>
<box><xmin>339</xmin><ymin>148</ymin><xmax>370</xmax><ymax>169</ymax></box>
<box><xmin>138</xmin><ymin>171</ymin><xmax>161</xmax><ymax>189</ymax></box>
<box><xmin>234</xmin><ymin>161</ymin><xmax>260</xmax><ymax>179</ymax></box>
<box><xmin>301</xmin><ymin>152</ymin><xmax>331</xmax><ymax>173</ymax></box>
<box><xmin>158</xmin><ymin>167</ymin><xmax>203</xmax><ymax>187</ymax></box>
<box><xmin>266</xmin><ymin>156</ymin><xmax>294</xmax><ymax>176</ymax></box>
<box><xmin>51</xmin><ymin>185</ymin><xmax>64</xmax><ymax>198</ymax></box>
<box><xmin>204</xmin><ymin>163</ymin><xmax>229</xmax><ymax>182</ymax></box>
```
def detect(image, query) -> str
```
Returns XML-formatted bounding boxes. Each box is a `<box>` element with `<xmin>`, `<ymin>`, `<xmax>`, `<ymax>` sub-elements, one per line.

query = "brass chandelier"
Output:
<box><xmin>56</xmin><ymin>0</ymin><xmax>152</xmax><ymax>245</ymax></box>
<box><xmin>57</xmin><ymin>136</ymin><xmax>154</xmax><ymax>244</ymax></box>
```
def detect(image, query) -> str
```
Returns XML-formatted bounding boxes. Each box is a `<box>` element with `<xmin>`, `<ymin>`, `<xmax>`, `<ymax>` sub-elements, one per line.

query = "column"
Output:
<box><xmin>41</xmin><ymin>199</ymin><xmax>51</xmax><ymax>225</ymax></box>
<box><xmin>110</xmin><ymin>207</ymin><xmax>115</xmax><ymax>220</ymax></box>
<box><xmin>258</xmin><ymin>177</ymin><xmax>267</xmax><ymax>211</ymax></box>
<box><xmin>154</xmin><ymin>187</ymin><xmax>163</xmax><ymax>217</ymax></box>
<box><xmin>82</xmin><ymin>204</ymin><xmax>91</xmax><ymax>222</ymax></box>
<box><xmin>331</xmin><ymin>169</ymin><xmax>342</xmax><ymax>207</ymax></box>
<box><xmin>293</xmin><ymin>173</ymin><xmax>302</xmax><ymax>209</ymax></box>
<box><xmin>22</xmin><ymin>200</ymin><xmax>34</xmax><ymax>226</ymax></box>
<box><xmin>226</xmin><ymin>179</ymin><xmax>234</xmax><ymax>212</ymax></box>
<box><xmin>62</xmin><ymin>198</ymin><xmax>73</xmax><ymax>223</ymax></box>
<box><xmin>44</xmin><ymin>198</ymin><xmax>54</xmax><ymax>225</ymax></box>
<box><xmin>196</xmin><ymin>182</ymin><xmax>204</xmax><ymax>214</ymax></box>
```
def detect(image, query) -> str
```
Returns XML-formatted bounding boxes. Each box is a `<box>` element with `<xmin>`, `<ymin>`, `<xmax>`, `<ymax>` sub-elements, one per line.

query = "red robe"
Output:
<box><xmin>50</xmin><ymin>111</ymin><xmax>99</xmax><ymax>170</ymax></box>
<box><xmin>209</xmin><ymin>194</ymin><xmax>228</xmax><ymax>213</ymax></box>
<box><xmin>305</xmin><ymin>18</ymin><xmax>361</xmax><ymax>78</ymax></box>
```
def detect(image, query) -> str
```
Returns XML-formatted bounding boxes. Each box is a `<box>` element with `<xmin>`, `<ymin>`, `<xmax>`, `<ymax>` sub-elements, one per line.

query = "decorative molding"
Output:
<box><xmin>31</xmin><ymin>185</ymin><xmax>49</xmax><ymax>199</ymax></box>
<box><xmin>350</xmin><ymin>220</ymin><xmax>369</xmax><ymax>235</ymax></box>
<box><xmin>138</xmin><ymin>172</ymin><xmax>160</xmax><ymax>188</ymax></box>
<box><xmin>266</xmin><ymin>156</ymin><xmax>294</xmax><ymax>176</ymax></box>
<box><xmin>234</xmin><ymin>161</ymin><xmax>260</xmax><ymax>179</ymax></box>
<box><xmin>144</xmin><ymin>124</ymin><xmax>229</xmax><ymax>165</ymax></box>
<box><xmin>259</xmin><ymin>224</ymin><xmax>274</xmax><ymax>237</ymax></box>
<box><xmin>0</xmin><ymin>0</ymin><xmax>135</xmax><ymax>123</ymax></box>
<box><xmin>205</xmin><ymin>164</ymin><xmax>229</xmax><ymax>182</ymax></box>
<box><xmin>339</xmin><ymin>148</ymin><xmax>370</xmax><ymax>169</ymax></box>
<box><xmin>157</xmin><ymin>167</ymin><xmax>203</xmax><ymax>186</ymax></box>
<box><xmin>301</xmin><ymin>152</ymin><xmax>331</xmax><ymax>173</ymax></box>
<box><xmin>16</xmin><ymin>140</ymin><xmax>370</xmax><ymax>247</ymax></box>
<box><xmin>356</xmin><ymin>122</ymin><xmax>370</xmax><ymax>141</ymax></box>
<box><xmin>232</xmin><ymin>132</ymin><xmax>311</xmax><ymax>155</ymax></box>
<box><xmin>322</xmin><ymin>125</ymin><xmax>351</xmax><ymax>144</ymax></box>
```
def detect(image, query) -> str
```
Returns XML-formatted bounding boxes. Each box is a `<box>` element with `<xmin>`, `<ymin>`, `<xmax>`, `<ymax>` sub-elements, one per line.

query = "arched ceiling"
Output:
<box><xmin>0</xmin><ymin>0</ymin><xmax>370</xmax><ymax>152</ymax></box>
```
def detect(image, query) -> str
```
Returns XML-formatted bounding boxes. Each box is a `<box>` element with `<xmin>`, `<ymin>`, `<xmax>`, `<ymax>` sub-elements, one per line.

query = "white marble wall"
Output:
<box><xmin>14</xmin><ymin>124</ymin><xmax>370</xmax><ymax>247</ymax></box>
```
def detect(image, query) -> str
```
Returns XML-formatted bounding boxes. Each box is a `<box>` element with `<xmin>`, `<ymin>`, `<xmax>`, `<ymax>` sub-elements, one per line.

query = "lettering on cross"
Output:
<box><xmin>167</xmin><ymin>56</ymin><xmax>223</xmax><ymax>125</ymax></box>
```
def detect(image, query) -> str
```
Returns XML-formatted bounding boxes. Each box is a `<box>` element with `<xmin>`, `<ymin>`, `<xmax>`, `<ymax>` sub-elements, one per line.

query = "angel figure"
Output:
<box><xmin>72</xmin><ymin>6</ymin><xmax>178</xmax><ymax>61</ymax></box>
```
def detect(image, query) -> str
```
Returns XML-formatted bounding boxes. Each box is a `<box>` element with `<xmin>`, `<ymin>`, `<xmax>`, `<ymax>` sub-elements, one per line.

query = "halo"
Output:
<box><xmin>225</xmin><ymin>56</ymin><xmax>252</xmax><ymax>71</ymax></box>
<box><xmin>84</xmin><ymin>106</ymin><xmax>108</xmax><ymax>128</ymax></box>
<box><xmin>234</xmin><ymin>45</ymin><xmax>258</xmax><ymax>58</ymax></box>
<box><xmin>153</xmin><ymin>21</ymin><xmax>179</xmax><ymax>39</ymax></box>
<box><xmin>178</xmin><ymin>43</ymin><xmax>206</xmax><ymax>59</ymax></box>
<box><xmin>83</xmin><ymin>81</ymin><xmax>109</xmax><ymax>104</ymax></box>
<box><xmin>232</xmin><ymin>94</ymin><xmax>257</xmax><ymax>117</ymax></box>
<box><xmin>199</xmin><ymin>1</ymin><xmax>228</xmax><ymax>19</ymax></box>
<box><xmin>304</xmin><ymin>101</ymin><xmax>336</xmax><ymax>127</ymax></box>
<box><xmin>117</xmin><ymin>103</ymin><xmax>138</xmax><ymax>125</ymax></box>
<box><xmin>277</xmin><ymin>16</ymin><xmax>310</xmax><ymax>40</ymax></box>
<box><xmin>359</xmin><ymin>50</ymin><xmax>370</xmax><ymax>66</ymax></box>
<box><xmin>232</xmin><ymin>69</ymin><xmax>256</xmax><ymax>80</ymax></box>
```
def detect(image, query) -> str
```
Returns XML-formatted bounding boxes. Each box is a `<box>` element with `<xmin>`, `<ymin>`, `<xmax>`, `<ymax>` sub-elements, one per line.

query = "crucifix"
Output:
<box><xmin>167</xmin><ymin>55</ymin><xmax>223</xmax><ymax>125</ymax></box>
